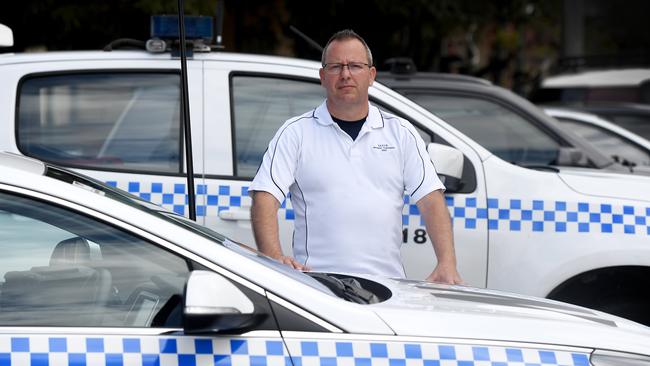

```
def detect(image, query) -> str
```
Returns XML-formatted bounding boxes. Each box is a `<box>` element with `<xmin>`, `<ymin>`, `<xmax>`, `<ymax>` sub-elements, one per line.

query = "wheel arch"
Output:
<box><xmin>547</xmin><ymin>265</ymin><xmax>650</xmax><ymax>325</ymax></box>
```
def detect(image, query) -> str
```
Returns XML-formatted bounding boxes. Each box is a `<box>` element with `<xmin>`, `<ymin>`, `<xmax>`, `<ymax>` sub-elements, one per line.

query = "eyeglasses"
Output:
<box><xmin>322</xmin><ymin>62</ymin><xmax>371</xmax><ymax>75</ymax></box>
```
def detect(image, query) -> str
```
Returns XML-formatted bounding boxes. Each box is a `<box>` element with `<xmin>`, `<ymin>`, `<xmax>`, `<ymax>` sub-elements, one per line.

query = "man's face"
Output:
<box><xmin>319</xmin><ymin>38</ymin><xmax>376</xmax><ymax>107</ymax></box>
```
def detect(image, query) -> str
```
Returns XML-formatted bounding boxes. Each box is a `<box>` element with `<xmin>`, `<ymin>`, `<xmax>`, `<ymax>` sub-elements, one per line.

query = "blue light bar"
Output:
<box><xmin>151</xmin><ymin>15</ymin><xmax>213</xmax><ymax>42</ymax></box>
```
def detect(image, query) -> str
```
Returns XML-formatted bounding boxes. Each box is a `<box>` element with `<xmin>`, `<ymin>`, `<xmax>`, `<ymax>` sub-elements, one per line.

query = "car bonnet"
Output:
<box><xmin>557</xmin><ymin>168</ymin><xmax>650</xmax><ymax>203</ymax></box>
<box><xmin>369</xmin><ymin>278</ymin><xmax>650</xmax><ymax>355</ymax></box>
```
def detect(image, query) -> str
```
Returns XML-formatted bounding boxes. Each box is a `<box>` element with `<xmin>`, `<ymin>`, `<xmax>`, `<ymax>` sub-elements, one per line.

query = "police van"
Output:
<box><xmin>1</xmin><ymin>19</ymin><xmax>649</xmax><ymax>324</ymax></box>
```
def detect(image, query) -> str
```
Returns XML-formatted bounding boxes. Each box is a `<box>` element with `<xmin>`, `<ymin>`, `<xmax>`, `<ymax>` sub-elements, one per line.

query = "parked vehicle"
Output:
<box><xmin>567</xmin><ymin>103</ymin><xmax>650</xmax><ymax>142</ymax></box>
<box><xmin>530</xmin><ymin>66</ymin><xmax>650</xmax><ymax>143</ymax></box>
<box><xmin>544</xmin><ymin>107</ymin><xmax>650</xmax><ymax>168</ymax></box>
<box><xmin>531</xmin><ymin>68</ymin><xmax>650</xmax><ymax>105</ymax></box>
<box><xmin>1</xmin><ymin>151</ymin><xmax>650</xmax><ymax>364</ymax></box>
<box><xmin>2</xmin><ymin>22</ymin><xmax>650</xmax><ymax>325</ymax></box>
<box><xmin>375</xmin><ymin>64</ymin><xmax>650</xmax><ymax>175</ymax></box>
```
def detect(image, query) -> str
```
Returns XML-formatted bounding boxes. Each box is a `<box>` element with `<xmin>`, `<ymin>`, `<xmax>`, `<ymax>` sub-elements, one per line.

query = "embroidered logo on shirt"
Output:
<box><xmin>372</xmin><ymin>143</ymin><xmax>396</xmax><ymax>152</ymax></box>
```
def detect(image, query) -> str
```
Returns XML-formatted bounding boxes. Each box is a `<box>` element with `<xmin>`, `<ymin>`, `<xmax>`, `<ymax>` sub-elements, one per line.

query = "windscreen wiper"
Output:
<box><xmin>512</xmin><ymin>162</ymin><xmax>560</xmax><ymax>172</ymax></box>
<box><xmin>307</xmin><ymin>273</ymin><xmax>379</xmax><ymax>304</ymax></box>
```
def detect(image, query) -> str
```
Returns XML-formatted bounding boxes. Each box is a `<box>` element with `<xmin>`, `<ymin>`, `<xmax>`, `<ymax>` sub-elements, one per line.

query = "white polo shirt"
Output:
<box><xmin>250</xmin><ymin>101</ymin><xmax>445</xmax><ymax>278</ymax></box>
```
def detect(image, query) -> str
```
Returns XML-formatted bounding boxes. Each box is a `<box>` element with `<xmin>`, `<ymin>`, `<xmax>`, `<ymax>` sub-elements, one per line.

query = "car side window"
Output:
<box><xmin>0</xmin><ymin>192</ymin><xmax>190</xmax><ymax>327</ymax></box>
<box><xmin>407</xmin><ymin>93</ymin><xmax>562</xmax><ymax>166</ymax></box>
<box><xmin>231</xmin><ymin>75</ymin><xmax>325</xmax><ymax>178</ymax></box>
<box><xmin>557</xmin><ymin>118</ymin><xmax>650</xmax><ymax>166</ymax></box>
<box><xmin>17</xmin><ymin>73</ymin><xmax>181</xmax><ymax>173</ymax></box>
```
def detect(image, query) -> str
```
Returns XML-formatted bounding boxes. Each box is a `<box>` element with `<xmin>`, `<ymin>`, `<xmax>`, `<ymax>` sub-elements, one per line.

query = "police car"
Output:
<box><xmin>1</xmin><ymin>19</ymin><xmax>650</xmax><ymax>325</ymax></box>
<box><xmin>1</xmin><ymin>152</ymin><xmax>650</xmax><ymax>365</ymax></box>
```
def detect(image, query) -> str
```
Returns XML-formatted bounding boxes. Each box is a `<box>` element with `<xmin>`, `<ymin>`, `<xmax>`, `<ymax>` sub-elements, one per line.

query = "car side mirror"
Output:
<box><xmin>183</xmin><ymin>270</ymin><xmax>263</xmax><ymax>334</ymax></box>
<box><xmin>427</xmin><ymin>143</ymin><xmax>464</xmax><ymax>192</ymax></box>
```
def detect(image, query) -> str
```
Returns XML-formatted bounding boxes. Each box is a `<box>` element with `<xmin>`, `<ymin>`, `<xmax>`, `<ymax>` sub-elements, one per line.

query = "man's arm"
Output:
<box><xmin>416</xmin><ymin>189</ymin><xmax>463</xmax><ymax>284</ymax></box>
<box><xmin>251</xmin><ymin>191</ymin><xmax>306</xmax><ymax>270</ymax></box>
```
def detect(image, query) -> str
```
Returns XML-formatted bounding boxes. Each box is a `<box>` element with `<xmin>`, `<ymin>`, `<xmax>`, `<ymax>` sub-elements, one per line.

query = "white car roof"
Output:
<box><xmin>542</xmin><ymin>68</ymin><xmax>650</xmax><ymax>87</ymax></box>
<box><xmin>0</xmin><ymin>49</ymin><xmax>322</xmax><ymax>70</ymax></box>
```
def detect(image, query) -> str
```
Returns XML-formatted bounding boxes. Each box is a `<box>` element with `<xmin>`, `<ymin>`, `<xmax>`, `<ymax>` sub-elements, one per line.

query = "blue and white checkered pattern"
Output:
<box><xmin>107</xmin><ymin>180</ymin><xmax>296</xmax><ymax>221</ymax></box>
<box><xmin>0</xmin><ymin>336</ymin><xmax>591</xmax><ymax>366</ymax></box>
<box><xmin>108</xmin><ymin>180</ymin><xmax>650</xmax><ymax>235</ymax></box>
<box><xmin>283</xmin><ymin>338</ymin><xmax>590</xmax><ymax>366</ymax></box>
<box><xmin>439</xmin><ymin>196</ymin><xmax>650</xmax><ymax>235</ymax></box>
<box><xmin>0</xmin><ymin>335</ymin><xmax>287</xmax><ymax>366</ymax></box>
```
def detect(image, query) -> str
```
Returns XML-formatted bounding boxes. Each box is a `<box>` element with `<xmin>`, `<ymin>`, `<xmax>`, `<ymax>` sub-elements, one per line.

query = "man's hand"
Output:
<box><xmin>426</xmin><ymin>262</ymin><xmax>464</xmax><ymax>285</ymax></box>
<box><xmin>251</xmin><ymin>193</ymin><xmax>310</xmax><ymax>272</ymax></box>
<box><xmin>275</xmin><ymin>255</ymin><xmax>310</xmax><ymax>271</ymax></box>
<box><xmin>417</xmin><ymin>190</ymin><xmax>464</xmax><ymax>285</ymax></box>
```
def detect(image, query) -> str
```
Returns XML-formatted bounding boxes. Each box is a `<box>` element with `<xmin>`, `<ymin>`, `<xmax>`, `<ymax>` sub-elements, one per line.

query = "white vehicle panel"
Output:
<box><xmin>483</xmin><ymin>157</ymin><xmax>650</xmax><ymax>296</ymax></box>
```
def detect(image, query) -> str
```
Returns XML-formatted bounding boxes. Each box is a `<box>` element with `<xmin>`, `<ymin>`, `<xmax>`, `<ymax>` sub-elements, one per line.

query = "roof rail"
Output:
<box><xmin>103</xmin><ymin>38</ymin><xmax>146</xmax><ymax>52</ymax></box>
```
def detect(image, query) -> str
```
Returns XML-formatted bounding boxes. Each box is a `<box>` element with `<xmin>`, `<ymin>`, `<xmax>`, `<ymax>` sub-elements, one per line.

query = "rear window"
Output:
<box><xmin>17</xmin><ymin>73</ymin><xmax>182</xmax><ymax>173</ymax></box>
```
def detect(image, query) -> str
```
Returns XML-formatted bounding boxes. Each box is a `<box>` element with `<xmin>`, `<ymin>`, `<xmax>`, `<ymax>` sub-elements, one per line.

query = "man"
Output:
<box><xmin>249</xmin><ymin>29</ymin><xmax>462</xmax><ymax>284</ymax></box>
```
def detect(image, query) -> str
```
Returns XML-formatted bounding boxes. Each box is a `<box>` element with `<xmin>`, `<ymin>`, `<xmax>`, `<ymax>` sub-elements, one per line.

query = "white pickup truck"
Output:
<box><xmin>1</xmin><ymin>23</ymin><xmax>649</xmax><ymax>325</ymax></box>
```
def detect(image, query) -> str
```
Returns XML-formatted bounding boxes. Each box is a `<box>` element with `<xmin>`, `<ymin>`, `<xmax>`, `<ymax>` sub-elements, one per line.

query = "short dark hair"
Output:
<box><xmin>321</xmin><ymin>29</ymin><xmax>373</xmax><ymax>67</ymax></box>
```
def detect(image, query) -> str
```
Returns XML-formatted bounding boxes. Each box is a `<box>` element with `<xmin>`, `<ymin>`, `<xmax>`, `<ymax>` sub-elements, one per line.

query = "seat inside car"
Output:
<box><xmin>49</xmin><ymin>236</ymin><xmax>92</xmax><ymax>265</ymax></box>
<box><xmin>0</xmin><ymin>237</ymin><xmax>113</xmax><ymax>325</ymax></box>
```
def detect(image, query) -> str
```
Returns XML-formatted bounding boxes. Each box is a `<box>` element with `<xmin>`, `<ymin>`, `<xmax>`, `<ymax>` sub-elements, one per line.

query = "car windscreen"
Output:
<box><xmin>158</xmin><ymin>213</ymin><xmax>354</xmax><ymax>300</ymax></box>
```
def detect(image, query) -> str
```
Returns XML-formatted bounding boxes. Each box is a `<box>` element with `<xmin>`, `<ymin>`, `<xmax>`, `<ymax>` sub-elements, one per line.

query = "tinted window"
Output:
<box><xmin>0</xmin><ymin>192</ymin><xmax>189</xmax><ymax>327</ymax></box>
<box><xmin>231</xmin><ymin>76</ymin><xmax>325</xmax><ymax>177</ymax></box>
<box><xmin>407</xmin><ymin>93</ymin><xmax>562</xmax><ymax>165</ymax></box>
<box><xmin>557</xmin><ymin>118</ymin><xmax>650</xmax><ymax>166</ymax></box>
<box><xmin>18</xmin><ymin>73</ymin><xmax>181</xmax><ymax>173</ymax></box>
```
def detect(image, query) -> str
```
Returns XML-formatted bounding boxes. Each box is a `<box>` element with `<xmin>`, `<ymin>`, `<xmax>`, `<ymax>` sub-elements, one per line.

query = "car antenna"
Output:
<box><xmin>214</xmin><ymin>0</ymin><xmax>225</xmax><ymax>49</ymax></box>
<box><xmin>289</xmin><ymin>25</ymin><xmax>323</xmax><ymax>53</ymax></box>
<box><xmin>177</xmin><ymin>0</ymin><xmax>197</xmax><ymax>221</ymax></box>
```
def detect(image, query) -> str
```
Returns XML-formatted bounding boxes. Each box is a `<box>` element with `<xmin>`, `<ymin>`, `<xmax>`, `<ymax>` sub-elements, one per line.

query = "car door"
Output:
<box><xmin>0</xmin><ymin>187</ymin><xmax>291</xmax><ymax>366</ymax></box>
<box><xmin>11</xmin><ymin>59</ymin><xmax>207</xmax><ymax>218</ymax></box>
<box><xmin>367</xmin><ymin>88</ymin><xmax>489</xmax><ymax>287</ymax></box>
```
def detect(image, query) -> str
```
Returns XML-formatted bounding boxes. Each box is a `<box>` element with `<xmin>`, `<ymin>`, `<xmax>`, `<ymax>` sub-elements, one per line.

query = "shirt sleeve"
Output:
<box><xmin>400</xmin><ymin>120</ymin><xmax>446</xmax><ymax>203</ymax></box>
<box><xmin>249</xmin><ymin>119</ymin><xmax>301</xmax><ymax>204</ymax></box>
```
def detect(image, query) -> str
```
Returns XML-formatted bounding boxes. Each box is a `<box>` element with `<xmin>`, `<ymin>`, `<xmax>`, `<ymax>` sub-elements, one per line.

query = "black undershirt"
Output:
<box><xmin>331</xmin><ymin>115</ymin><xmax>367</xmax><ymax>141</ymax></box>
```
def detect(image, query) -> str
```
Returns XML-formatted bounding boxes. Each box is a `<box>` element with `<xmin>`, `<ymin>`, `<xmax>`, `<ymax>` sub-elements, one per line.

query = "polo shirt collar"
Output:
<box><xmin>314</xmin><ymin>100</ymin><xmax>384</xmax><ymax>129</ymax></box>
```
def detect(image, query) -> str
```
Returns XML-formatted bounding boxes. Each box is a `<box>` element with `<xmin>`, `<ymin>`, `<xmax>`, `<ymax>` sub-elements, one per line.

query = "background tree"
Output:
<box><xmin>1</xmin><ymin>0</ymin><xmax>647</xmax><ymax>96</ymax></box>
